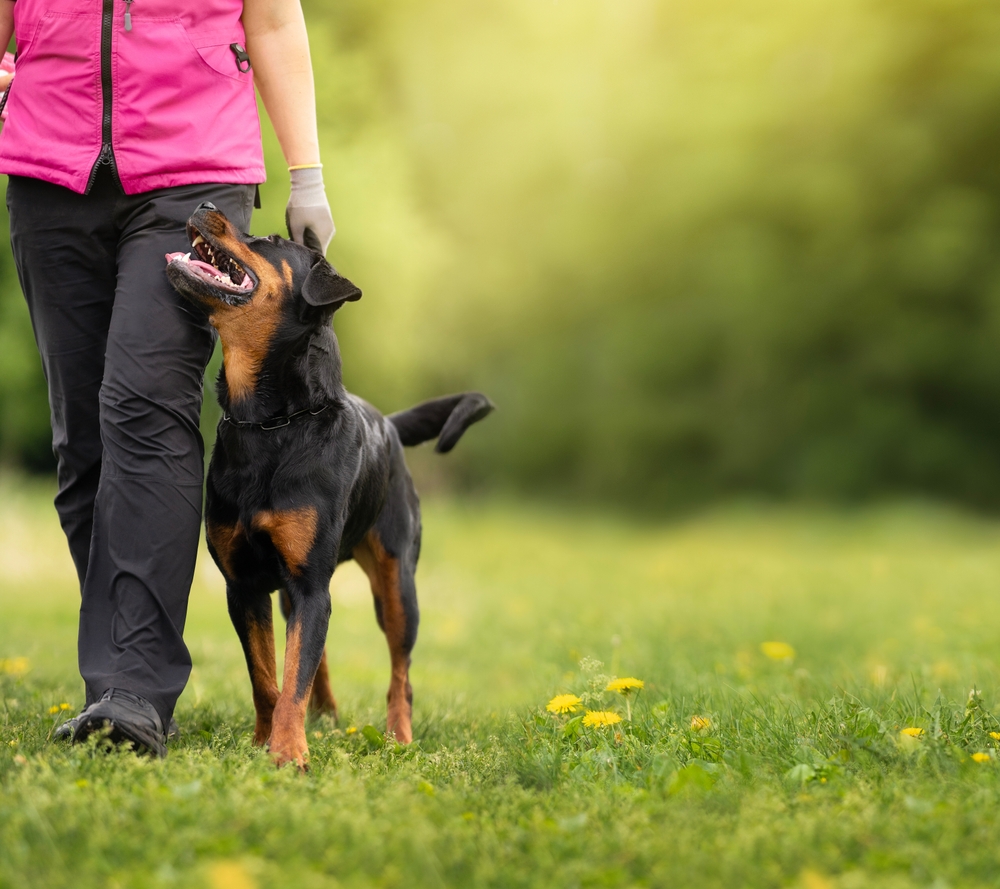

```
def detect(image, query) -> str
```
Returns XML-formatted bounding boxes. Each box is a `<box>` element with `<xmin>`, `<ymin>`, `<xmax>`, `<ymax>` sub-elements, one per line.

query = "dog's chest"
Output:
<box><xmin>204</xmin><ymin>406</ymin><xmax>391</xmax><ymax>582</ymax></box>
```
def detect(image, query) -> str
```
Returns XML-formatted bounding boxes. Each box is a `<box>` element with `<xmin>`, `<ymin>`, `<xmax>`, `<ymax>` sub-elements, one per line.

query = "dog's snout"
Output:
<box><xmin>197</xmin><ymin>201</ymin><xmax>218</xmax><ymax>212</ymax></box>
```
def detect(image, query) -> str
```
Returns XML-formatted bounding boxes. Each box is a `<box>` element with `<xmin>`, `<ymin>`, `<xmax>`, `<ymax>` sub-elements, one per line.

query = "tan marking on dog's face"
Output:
<box><xmin>252</xmin><ymin>507</ymin><xmax>318</xmax><ymax>575</ymax></box>
<box><xmin>200</xmin><ymin>217</ymin><xmax>296</xmax><ymax>402</ymax></box>
<box><xmin>206</xmin><ymin>520</ymin><xmax>244</xmax><ymax>579</ymax></box>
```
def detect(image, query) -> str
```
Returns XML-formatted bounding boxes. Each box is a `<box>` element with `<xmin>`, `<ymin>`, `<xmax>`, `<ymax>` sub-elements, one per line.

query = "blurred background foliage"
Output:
<box><xmin>4</xmin><ymin>0</ymin><xmax>1000</xmax><ymax>512</ymax></box>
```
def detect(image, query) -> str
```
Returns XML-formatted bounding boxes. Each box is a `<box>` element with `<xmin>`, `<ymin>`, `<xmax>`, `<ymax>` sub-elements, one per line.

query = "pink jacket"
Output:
<box><xmin>0</xmin><ymin>0</ymin><xmax>266</xmax><ymax>194</ymax></box>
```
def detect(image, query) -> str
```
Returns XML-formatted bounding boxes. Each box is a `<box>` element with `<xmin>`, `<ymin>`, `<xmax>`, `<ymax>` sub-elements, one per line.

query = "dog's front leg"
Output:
<box><xmin>269</xmin><ymin>585</ymin><xmax>332</xmax><ymax>769</ymax></box>
<box><xmin>280</xmin><ymin>588</ymin><xmax>338</xmax><ymax>720</ymax></box>
<box><xmin>227</xmin><ymin>586</ymin><xmax>279</xmax><ymax>746</ymax></box>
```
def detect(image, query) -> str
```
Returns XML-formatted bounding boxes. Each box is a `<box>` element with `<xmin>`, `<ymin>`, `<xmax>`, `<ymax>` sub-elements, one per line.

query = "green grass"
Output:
<box><xmin>4</xmin><ymin>476</ymin><xmax>1000</xmax><ymax>888</ymax></box>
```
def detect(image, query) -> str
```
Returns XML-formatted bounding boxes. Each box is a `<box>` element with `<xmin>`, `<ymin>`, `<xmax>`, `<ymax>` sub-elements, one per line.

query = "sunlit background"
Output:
<box><xmin>6</xmin><ymin>8</ymin><xmax>1000</xmax><ymax>881</ymax></box>
<box><xmin>2</xmin><ymin>0</ymin><xmax>1000</xmax><ymax>513</ymax></box>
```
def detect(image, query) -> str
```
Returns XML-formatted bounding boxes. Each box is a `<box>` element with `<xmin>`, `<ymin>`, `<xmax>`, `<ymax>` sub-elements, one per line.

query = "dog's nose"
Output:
<box><xmin>197</xmin><ymin>201</ymin><xmax>218</xmax><ymax>212</ymax></box>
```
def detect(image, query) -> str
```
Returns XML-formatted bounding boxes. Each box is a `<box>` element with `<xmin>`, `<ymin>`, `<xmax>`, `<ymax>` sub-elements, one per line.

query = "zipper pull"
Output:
<box><xmin>124</xmin><ymin>0</ymin><xmax>134</xmax><ymax>31</ymax></box>
<box><xmin>98</xmin><ymin>144</ymin><xmax>112</xmax><ymax>166</ymax></box>
<box><xmin>230</xmin><ymin>44</ymin><xmax>251</xmax><ymax>73</ymax></box>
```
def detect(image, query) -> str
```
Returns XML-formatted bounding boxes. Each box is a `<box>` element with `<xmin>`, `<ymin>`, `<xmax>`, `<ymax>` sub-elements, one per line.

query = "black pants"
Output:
<box><xmin>7</xmin><ymin>169</ymin><xmax>255</xmax><ymax>726</ymax></box>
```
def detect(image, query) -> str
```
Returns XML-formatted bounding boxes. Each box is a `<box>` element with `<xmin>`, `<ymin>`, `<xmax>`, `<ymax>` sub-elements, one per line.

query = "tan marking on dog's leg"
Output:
<box><xmin>252</xmin><ymin>507</ymin><xmax>319</xmax><ymax>576</ymax></box>
<box><xmin>354</xmin><ymin>532</ymin><xmax>413</xmax><ymax>744</ymax></box>
<box><xmin>279</xmin><ymin>586</ymin><xmax>336</xmax><ymax>719</ymax></box>
<box><xmin>206</xmin><ymin>520</ymin><xmax>244</xmax><ymax>580</ymax></box>
<box><xmin>309</xmin><ymin>649</ymin><xmax>338</xmax><ymax>719</ymax></box>
<box><xmin>270</xmin><ymin>623</ymin><xmax>311</xmax><ymax>769</ymax></box>
<box><xmin>246</xmin><ymin>616</ymin><xmax>279</xmax><ymax>746</ymax></box>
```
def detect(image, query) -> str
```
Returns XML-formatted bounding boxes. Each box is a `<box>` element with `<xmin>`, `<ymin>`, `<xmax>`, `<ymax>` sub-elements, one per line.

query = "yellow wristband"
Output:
<box><xmin>288</xmin><ymin>163</ymin><xmax>323</xmax><ymax>171</ymax></box>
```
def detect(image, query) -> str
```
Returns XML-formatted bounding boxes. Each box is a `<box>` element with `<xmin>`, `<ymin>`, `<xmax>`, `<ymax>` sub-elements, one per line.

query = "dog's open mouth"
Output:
<box><xmin>166</xmin><ymin>230</ymin><xmax>255</xmax><ymax>294</ymax></box>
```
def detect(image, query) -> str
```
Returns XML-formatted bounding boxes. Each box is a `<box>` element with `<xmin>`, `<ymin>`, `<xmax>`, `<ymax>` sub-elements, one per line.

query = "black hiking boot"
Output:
<box><xmin>67</xmin><ymin>689</ymin><xmax>169</xmax><ymax>758</ymax></box>
<box><xmin>55</xmin><ymin>706</ymin><xmax>178</xmax><ymax>743</ymax></box>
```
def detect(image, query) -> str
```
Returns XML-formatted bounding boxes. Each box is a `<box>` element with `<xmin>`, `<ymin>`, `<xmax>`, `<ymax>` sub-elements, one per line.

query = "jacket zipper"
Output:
<box><xmin>85</xmin><ymin>0</ymin><xmax>122</xmax><ymax>192</ymax></box>
<box><xmin>0</xmin><ymin>49</ymin><xmax>17</xmax><ymax>119</ymax></box>
<box><xmin>0</xmin><ymin>76</ymin><xmax>11</xmax><ymax>120</ymax></box>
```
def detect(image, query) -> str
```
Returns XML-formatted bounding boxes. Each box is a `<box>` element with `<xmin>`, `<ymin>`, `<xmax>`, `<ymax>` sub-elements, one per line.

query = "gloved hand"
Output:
<box><xmin>286</xmin><ymin>165</ymin><xmax>335</xmax><ymax>255</ymax></box>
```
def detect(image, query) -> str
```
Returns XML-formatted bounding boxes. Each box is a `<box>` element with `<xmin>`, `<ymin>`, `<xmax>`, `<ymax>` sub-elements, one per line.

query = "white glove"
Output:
<box><xmin>286</xmin><ymin>165</ymin><xmax>336</xmax><ymax>255</ymax></box>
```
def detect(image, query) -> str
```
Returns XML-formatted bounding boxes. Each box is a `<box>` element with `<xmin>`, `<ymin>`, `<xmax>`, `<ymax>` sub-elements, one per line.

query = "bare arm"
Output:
<box><xmin>242</xmin><ymin>0</ymin><xmax>334</xmax><ymax>250</ymax></box>
<box><xmin>242</xmin><ymin>0</ymin><xmax>319</xmax><ymax>168</ymax></box>
<box><xmin>0</xmin><ymin>2</ymin><xmax>15</xmax><ymax>92</ymax></box>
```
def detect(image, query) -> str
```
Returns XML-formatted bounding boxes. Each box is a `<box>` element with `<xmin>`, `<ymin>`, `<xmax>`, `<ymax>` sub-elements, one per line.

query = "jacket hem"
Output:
<box><xmin>0</xmin><ymin>160</ymin><xmax>266</xmax><ymax>194</ymax></box>
<box><xmin>120</xmin><ymin>167</ymin><xmax>267</xmax><ymax>195</ymax></box>
<box><xmin>0</xmin><ymin>159</ymin><xmax>91</xmax><ymax>193</ymax></box>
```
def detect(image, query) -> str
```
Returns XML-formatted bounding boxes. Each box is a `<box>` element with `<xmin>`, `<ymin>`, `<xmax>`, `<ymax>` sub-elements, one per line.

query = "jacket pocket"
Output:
<box><xmin>0</xmin><ymin>13</ymin><xmax>102</xmax><ymax>175</ymax></box>
<box><xmin>190</xmin><ymin>29</ymin><xmax>254</xmax><ymax>83</ymax></box>
<box><xmin>114</xmin><ymin>20</ymin><xmax>259</xmax><ymax>178</ymax></box>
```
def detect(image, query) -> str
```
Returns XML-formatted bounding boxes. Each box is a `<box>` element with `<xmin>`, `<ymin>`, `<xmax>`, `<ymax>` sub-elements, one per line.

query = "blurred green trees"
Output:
<box><xmin>6</xmin><ymin>0</ymin><xmax>1000</xmax><ymax>510</ymax></box>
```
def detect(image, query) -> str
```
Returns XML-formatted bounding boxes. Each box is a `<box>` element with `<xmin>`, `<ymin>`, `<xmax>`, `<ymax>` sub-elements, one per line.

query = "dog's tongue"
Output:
<box><xmin>165</xmin><ymin>251</ymin><xmax>254</xmax><ymax>290</ymax></box>
<box><xmin>165</xmin><ymin>251</ymin><xmax>226</xmax><ymax>278</ymax></box>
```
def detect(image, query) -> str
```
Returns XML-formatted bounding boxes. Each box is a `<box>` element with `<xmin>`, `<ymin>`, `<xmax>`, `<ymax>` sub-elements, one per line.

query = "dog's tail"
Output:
<box><xmin>388</xmin><ymin>392</ymin><xmax>494</xmax><ymax>454</ymax></box>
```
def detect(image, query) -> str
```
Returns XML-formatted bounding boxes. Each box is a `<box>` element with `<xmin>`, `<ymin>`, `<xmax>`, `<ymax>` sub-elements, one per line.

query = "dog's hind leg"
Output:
<box><xmin>227</xmin><ymin>586</ymin><xmax>280</xmax><ymax>746</ymax></box>
<box><xmin>354</xmin><ymin>527</ymin><xmax>419</xmax><ymax>744</ymax></box>
<box><xmin>308</xmin><ymin>650</ymin><xmax>339</xmax><ymax>719</ymax></box>
<box><xmin>280</xmin><ymin>588</ymin><xmax>338</xmax><ymax>721</ymax></box>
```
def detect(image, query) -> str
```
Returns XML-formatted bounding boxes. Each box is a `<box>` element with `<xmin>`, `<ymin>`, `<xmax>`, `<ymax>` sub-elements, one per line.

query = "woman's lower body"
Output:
<box><xmin>7</xmin><ymin>169</ymin><xmax>256</xmax><ymax>732</ymax></box>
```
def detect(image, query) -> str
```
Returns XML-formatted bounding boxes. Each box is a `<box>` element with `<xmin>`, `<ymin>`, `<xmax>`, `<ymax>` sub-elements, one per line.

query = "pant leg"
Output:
<box><xmin>78</xmin><ymin>180</ymin><xmax>255</xmax><ymax>726</ymax></box>
<box><xmin>6</xmin><ymin>173</ymin><xmax>119</xmax><ymax>590</ymax></box>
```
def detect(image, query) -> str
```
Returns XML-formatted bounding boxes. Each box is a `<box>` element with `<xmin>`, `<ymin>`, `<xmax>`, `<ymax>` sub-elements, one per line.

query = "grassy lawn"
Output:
<box><xmin>4</xmin><ymin>476</ymin><xmax>1000</xmax><ymax>888</ymax></box>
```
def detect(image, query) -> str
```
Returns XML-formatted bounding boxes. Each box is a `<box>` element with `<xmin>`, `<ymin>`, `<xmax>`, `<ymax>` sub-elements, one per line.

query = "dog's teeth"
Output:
<box><xmin>192</xmin><ymin>234</ymin><xmax>205</xmax><ymax>248</ymax></box>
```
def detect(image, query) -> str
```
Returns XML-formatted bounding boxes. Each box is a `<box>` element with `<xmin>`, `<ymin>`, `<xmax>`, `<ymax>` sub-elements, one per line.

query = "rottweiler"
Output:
<box><xmin>165</xmin><ymin>204</ymin><xmax>492</xmax><ymax>768</ymax></box>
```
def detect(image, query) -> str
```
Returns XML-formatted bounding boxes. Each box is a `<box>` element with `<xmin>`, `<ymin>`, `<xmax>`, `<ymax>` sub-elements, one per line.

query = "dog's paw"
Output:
<box><xmin>270</xmin><ymin>741</ymin><xmax>309</xmax><ymax>771</ymax></box>
<box><xmin>386</xmin><ymin>708</ymin><xmax>413</xmax><ymax>745</ymax></box>
<box><xmin>268</xmin><ymin>718</ymin><xmax>310</xmax><ymax>769</ymax></box>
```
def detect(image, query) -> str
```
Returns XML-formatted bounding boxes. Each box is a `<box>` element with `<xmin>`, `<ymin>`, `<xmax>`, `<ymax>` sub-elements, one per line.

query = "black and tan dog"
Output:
<box><xmin>166</xmin><ymin>204</ymin><xmax>492</xmax><ymax>768</ymax></box>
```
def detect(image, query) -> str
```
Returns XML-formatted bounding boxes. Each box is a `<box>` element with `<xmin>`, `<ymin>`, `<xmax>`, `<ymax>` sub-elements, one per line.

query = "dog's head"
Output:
<box><xmin>166</xmin><ymin>204</ymin><xmax>360</xmax><ymax>318</ymax></box>
<box><xmin>166</xmin><ymin>205</ymin><xmax>361</xmax><ymax>401</ymax></box>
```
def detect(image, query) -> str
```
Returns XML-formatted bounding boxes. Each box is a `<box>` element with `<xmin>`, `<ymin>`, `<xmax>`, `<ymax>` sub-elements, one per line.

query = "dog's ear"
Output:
<box><xmin>301</xmin><ymin>257</ymin><xmax>362</xmax><ymax>308</ymax></box>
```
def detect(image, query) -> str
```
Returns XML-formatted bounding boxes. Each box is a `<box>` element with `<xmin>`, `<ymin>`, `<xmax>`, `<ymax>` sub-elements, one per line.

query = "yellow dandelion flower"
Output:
<box><xmin>59</xmin><ymin>703</ymin><xmax>71</xmax><ymax>711</ymax></box>
<box><xmin>606</xmin><ymin>678</ymin><xmax>644</xmax><ymax>694</ymax></box>
<box><xmin>208</xmin><ymin>861</ymin><xmax>254</xmax><ymax>889</ymax></box>
<box><xmin>48</xmin><ymin>705</ymin><xmax>60</xmax><ymax>715</ymax></box>
<box><xmin>972</xmin><ymin>752</ymin><xmax>991</xmax><ymax>763</ymax></box>
<box><xmin>900</xmin><ymin>727</ymin><xmax>924</xmax><ymax>738</ymax></box>
<box><xmin>345</xmin><ymin>726</ymin><xmax>357</xmax><ymax>735</ymax></box>
<box><xmin>583</xmin><ymin>710</ymin><xmax>622</xmax><ymax>727</ymax></box>
<box><xmin>546</xmin><ymin>694</ymin><xmax>583</xmax><ymax>715</ymax></box>
<box><xmin>0</xmin><ymin>657</ymin><xmax>29</xmax><ymax>676</ymax></box>
<box><xmin>990</xmin><ymin>732</ymin><xmax>1000</xmax><ymax>741</ymax></box>
<box><xmin>690</xmin><ymin>715</ymin><xmax>711</xmax><ymax>731</ymax></box>
<box><xmin>760</xmin><ymin>641</ymin><xmax>795</xmax><ymax>661</ymax></box>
